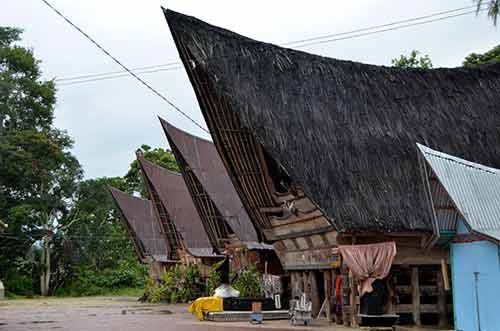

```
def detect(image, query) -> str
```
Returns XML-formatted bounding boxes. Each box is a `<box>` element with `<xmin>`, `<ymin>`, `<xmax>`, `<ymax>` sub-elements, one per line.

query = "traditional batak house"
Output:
<box><xmin>162</xmin><ymin>9</ymin><xmax>500</xmax><ymax>328</ymax></box>
<box><xmin>109</xmin><ymin>187</ymin><xmax>174</xmax><ymax>279</ymax></box>
<box><xmin>418</xmin><ymin>144</ymin><xmax>500</xmax><ymax>331</ymax></box>
<box><xmin>137</xmin><ymin>156</ymin><xmax>222</xmax><ymax>277</ymax></box>
<box><xmin>159</xmin><ymin>117</ymin><xmax>281</xmax><ymax>276</ymax></box>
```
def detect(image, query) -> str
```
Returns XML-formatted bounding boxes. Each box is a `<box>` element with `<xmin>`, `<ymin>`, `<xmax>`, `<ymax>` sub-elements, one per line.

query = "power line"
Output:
<box><xmin>58</xmin><ymin>66</ymin><xmax>183</xmax><ymax>86</ymax></box>
<box><xmin>293</xmin><ymin>8</ymin><xmax>488</xmax><ymax>49</ymax></box>
<box><xmin>55</xmin><ymin>4</ymin><xmax>485</xmax><ymax>86</ymax></box>
<box><xmin>281</xmin><ymin>4</ymin><xmax>479</xmax><ymax>46</ymax></box>
<box><xmin>40</xmin><ymin>0</ymin><xmax>209</xmax><ymax>133</ymax></box>
<box><xmin>56</xmin><ymin>61</ymin><xmax>182</xmax><ymax>82</ymax></box>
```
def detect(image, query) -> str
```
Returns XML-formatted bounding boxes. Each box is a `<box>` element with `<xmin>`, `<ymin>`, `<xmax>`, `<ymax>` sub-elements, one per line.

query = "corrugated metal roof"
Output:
<box><xmin>109</xmin><ymin>187</ymin><xmax>171</xmax><ymax>262</ymax></box>
<box><xmin>187</xmin><ymin>247</ymin><xmax>224</xmax><ymax>258</ymax></box>
<box><xmin>242</xmin><ymin>241</ymin><xmax>274</xmax><ymax>250</ymax></box>
<box><xmin>138</xmin><ymin>157</ymin><xmax>214</xmax><ymax>251</ymax></box>
<box><xmin>418</xmin><ymin>144</ymin><xmax>500</xmax><ymax>243</ymax></box>
<box><xmin>159</xmin><ymin>118</ymin><xmax>259</xmax><ymax>243</ymax></box>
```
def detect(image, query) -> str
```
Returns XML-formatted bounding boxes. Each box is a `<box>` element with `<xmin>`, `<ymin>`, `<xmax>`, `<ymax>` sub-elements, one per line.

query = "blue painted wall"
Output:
<box><xmin>451</xmin><ymin>220</ymin><xmax>500</xmax><ymax>331</ymax></box>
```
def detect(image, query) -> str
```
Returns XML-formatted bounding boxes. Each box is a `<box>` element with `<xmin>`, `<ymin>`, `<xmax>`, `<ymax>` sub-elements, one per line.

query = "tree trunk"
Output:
<box><xmin>40</xmin><ymin>235</ymin><xmax>51</xmax><ymax>296</ymax></box>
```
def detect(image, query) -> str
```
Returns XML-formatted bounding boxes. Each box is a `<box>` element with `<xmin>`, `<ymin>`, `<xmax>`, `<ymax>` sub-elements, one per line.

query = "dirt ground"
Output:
<box><xmin>0</xmin><ymin>296</ymin><xmax>354</xmax><ymax>331</ymax></box>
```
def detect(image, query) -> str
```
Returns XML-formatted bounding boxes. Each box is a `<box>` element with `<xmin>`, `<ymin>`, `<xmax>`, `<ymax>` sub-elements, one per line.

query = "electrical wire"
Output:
<box><xmin>293</xmin><ymin>8</ymin><xmax>488</xmax><ymax>49</ymax></box>
<box><xmin>54</xmin><ymin>4</ymin><xmax>486</xmax><ymax>86</ymax></box>
<box><xmin>58</xmin><ymin>66</ymin><xmax>183</xmax><ymax>86</ymax></box>
<box><xmin>56</xmin><ymin>61</ymin><xmax>181</xmax><ymax>82</ymax></box>
<box><xmin>281</xmin><ymin>4</ymin><xmax>479</xmax><ymax>46</ymax></box>
<box><xmin>40</xmin><ymin>0</ymin><xmax>209</xmax><ymax>133</ymax></box>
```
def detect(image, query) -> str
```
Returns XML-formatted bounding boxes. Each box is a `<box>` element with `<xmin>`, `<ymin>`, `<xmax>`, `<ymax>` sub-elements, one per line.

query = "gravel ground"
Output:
<box><xmin>0</xmin><ymin>296</ymin><xmax>353</xmax><ymax>331</ymax></box>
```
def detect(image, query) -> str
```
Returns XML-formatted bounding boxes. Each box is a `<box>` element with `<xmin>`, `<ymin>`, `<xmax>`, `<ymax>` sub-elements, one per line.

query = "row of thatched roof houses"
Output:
<box><xmin>111</xmin><ymin>8</ymin><xmax>500</xmax><ymax>330</ymax></box>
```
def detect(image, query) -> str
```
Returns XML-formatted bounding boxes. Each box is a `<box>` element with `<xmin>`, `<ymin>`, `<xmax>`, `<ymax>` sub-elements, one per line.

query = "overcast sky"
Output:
<box><xmin>2</xmin><ymin>0</ymin><xmax>498</xmax><ymax>179</ymax></box>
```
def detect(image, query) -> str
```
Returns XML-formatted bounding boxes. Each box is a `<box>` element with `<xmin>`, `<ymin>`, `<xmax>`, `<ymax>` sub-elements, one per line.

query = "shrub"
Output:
<box><xmin>233</xmin><ymin>266</ymin><xmax>263</xmax><ymax>298</ymax></box>
<box><xmin>143</xmin><ymin>263</ymin><xmax>201</xmax><ymax>303</ymax></box>
<box><xmin>55</xmin><ymin>259</ymin><xmax>147</xmax><ymax>297</ymax></box>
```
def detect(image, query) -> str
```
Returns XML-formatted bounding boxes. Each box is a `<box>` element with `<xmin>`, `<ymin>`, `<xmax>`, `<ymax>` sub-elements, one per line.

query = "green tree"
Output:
<box><xmin>57</xmin><ymin>177</ymin><xmax>146</xmax><ymax>296</ymax></box>
<box><xmin>124</xmin><ymin>144</ymin><xmax>179</xmax><ymax>197</ymax></box>
<box><xmin>463</xmin><ymin>44</ymin><xmax>500</xmax><ymax>67</ymax></box>
<box><xmin>391</xmin><ymin>50</ymin><xmax>433</xmax><ymax>69</ymax></box>
<box><xmin>475</xmin><ymin>0</ymin><xmax>500</xmax><ymax>26</ymax></box>
<box><xmin>0</xmin><ymin>26</ymin><xmax>82</xmax><ymax>296</ymax></box>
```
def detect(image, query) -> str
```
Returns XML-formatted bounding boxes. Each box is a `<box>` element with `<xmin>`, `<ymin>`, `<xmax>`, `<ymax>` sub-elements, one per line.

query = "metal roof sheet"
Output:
<box><xmin>242</xmin><ymin>241</ymin><xmax>274</xmax><ymax>250</ymax></box>
<box><xmin>138</xmin><ymin>157</ymin><xmax>214</xmax><ymax>250</ymax></box>
<box><xmin>109</xmin><ymin>187</ymin><xmax>171</xmax><ymax>262</ymax></box>
<box><xmin>418</xmin><ymin>144</ymin><xmax>500</xmax><ymax>243</ymax></box>
<box><xmin>160</xmin><ymin>118</ymin><xmax>259</xmax><ymax>242</ymax></box>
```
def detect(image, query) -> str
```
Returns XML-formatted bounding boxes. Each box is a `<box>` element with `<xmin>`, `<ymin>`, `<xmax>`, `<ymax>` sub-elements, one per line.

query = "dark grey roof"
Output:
<box><xmin>164</xmin><ymin>9</ymin><xmax>500</xmax><ymax>233</ymax></box>
<box><xmin>109</xmin><ymin>187</ymin><xmax>171</xmax><ymax>262</ymax></box>
<box><xmin>138</xmin><ymin>157</ymin><xmax>214</xmax><ymax>251</ymax></box>
<box><xmin>160</xmin><ymin>117</ymin><xmax>259</xmax><ymax>243</ymax></box>
<box><xmin>418</xmin><ymin>144</ymin><xmax>500</xmax><ymax>243</ymax></box>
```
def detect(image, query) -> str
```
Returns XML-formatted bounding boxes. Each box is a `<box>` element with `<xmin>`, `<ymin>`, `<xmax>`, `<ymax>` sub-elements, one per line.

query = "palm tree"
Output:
<box><xmin>476</xmin><ymin>0</ymin><xmax>500</xmax><ymax>25</ymax></box>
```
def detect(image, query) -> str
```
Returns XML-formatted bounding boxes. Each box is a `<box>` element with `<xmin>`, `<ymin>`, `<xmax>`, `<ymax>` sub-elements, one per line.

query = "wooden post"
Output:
<box><xmin>437</xmin><ymin>268</ymin><xmax>448</xmax><ymax>327</ymax></box>
<box><xmin>387</xmin><ymin>276</ymin><xmax>395</xmax><ymax>314</ymax></box>
<box><xmin>324</xmin><ymin>270</ymin><xmax>332</xmax><ymax>321</ymax></box>
<box><xmin>291</xmin><ymin>272</ymin><xmax>297</xmax><ymax>298</ymax></box>
<box><xmin>298</xmin><ymin>271</ymin><xmax>304</xmax><ymax>295</ymax></box>
<box><xmin>310</xmin><ymin>271</ymin><xmax>321</xmax><ymax>316</ymax></box>
<box><xmin>350</xmin><ymin>270</ymin><xmax>358</xmax><ymax>327</ymax></box>
<box><xmin>411</xmin><ymin>266</ymin><xmax>421</xmax><ymax>326</ymax></box>
<box><xmin>441</xmin><ymin>258</ymin><xmax>450</xmax><ymax>291</ymax></box>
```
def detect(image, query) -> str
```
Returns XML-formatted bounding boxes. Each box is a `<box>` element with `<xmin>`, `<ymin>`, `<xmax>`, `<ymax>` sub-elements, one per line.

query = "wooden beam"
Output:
<box><xmin>441</xmin><ymin>258</ymin><xmax>450</xmax><ymax>291</ymax></box>
<box><xmin>411</xmin><ymin>267</ymin><xmax>421</xmax><ymax>326</ymax></box>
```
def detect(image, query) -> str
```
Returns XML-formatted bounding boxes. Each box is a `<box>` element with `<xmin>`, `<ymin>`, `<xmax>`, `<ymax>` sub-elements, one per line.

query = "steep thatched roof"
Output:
<box><xmin>164</xmin><ymin>9</ymin><xmax>500</xmax><ymax>233</ymax></box>
<box><xmin>109</xmin><ymin>187</ymin><xmax>170</xmax><ymax>262</ymax></box>
<box><xmin>159</xmin><ymin>117</ymin><xmax>259</xmax><ymax>243</ymax></box>
<box><xmin>138</xmin><ymin>157</ymin><xmax>215</xmax><ymax>256</ymax></box>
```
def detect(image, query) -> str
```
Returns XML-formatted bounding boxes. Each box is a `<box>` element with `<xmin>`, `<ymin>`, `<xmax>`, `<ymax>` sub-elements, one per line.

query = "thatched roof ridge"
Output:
<box><xmin>164</xmin><ymin>9</ymin><xmax>500</xmax><ymax>233</ymax></box>
<box><xmin>159</xmin><ymin>117</ymin><xmax>259</xmax><ymax>243</ymax></box>
<box><xmin>137</xmin><ymin>157</ymin><xmax>214</xmax><ymax>252</ymax></box>
<box><xmin>109</xmin><ymin>187</ymin><xmax>170</xmax><ymax>262</ymax></box>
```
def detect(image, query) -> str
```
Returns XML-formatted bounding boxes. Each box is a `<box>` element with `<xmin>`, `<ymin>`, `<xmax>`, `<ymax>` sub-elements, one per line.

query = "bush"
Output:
<box><xmin>4</xmin><ymin>274</ymin><xmax>34</xmax><ymax>297</ymax></box>
<box><xmin>143</xmin><ymin>263</ymin><xmax>201</xmax><ymax>303</ymax></box>
<box><xmin>55</xmin><ymin>259</ymin><xmax>147</xmax><ymax>297</ymax></box>
<box><xmin>233</xmin><ymin>266</ymin><xmax>263</xmax><ymax>298</ymax></box>
<box><xmin>206</xmin><ymin>268</ymin><xmax>220</xmax><ymax>296</ymax></box>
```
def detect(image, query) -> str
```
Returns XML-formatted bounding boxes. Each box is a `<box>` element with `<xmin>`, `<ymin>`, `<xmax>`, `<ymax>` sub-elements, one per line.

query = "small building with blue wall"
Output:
<box><xmin>418</xmin><ymin>144</ymin><xmax>500</xmax><ymax>331</ymax></box>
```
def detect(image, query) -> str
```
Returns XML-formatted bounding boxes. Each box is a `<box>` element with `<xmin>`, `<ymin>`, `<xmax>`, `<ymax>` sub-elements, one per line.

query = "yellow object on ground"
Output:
<box><xmin>188</xmin><ymin>296</ymin><xmax>223</xmax><ymax>320</ymax></box>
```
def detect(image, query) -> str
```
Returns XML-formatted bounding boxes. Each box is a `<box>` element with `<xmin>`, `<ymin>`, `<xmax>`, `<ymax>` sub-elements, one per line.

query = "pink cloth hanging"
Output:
<box><xmin>338</xmin><ymin>242</ymin><xmax>396</xmax><ymax>296</ymax></box>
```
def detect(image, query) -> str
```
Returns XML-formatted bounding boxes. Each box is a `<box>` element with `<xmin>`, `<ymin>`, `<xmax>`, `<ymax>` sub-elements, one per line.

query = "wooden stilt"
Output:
<box><xmin>290</xmin><ymin>272</ymin><xmax>297</xmax><ymax>298</ymax></box>
<box><xmin>387</xmin><ymin>275</ymin><xmax>395</xmax><ymax>314</ymax></box>
<box><xmin>350</xmin><ymin>270</ymin><xmax>358</xmax><ymax>327</ymax></box>
<box><xmin>411</xmin><ymin>266</ymin><xmax>421</xmax><ymax>326</ymax></box>
<box><xmin>437</xmin><ymin>268</ymin><xmax>448</xmax><ymax>327</ymax></box>
<box><xmin>324</xmin><ymin>270</ymin><xmax>332</xmax><ymax>321</ymax></box>
<box><xmin>310</xmin><ymin>271</ymin><xmax>321</xmax><ymax>316</ymax></box>
<box><xmin>302</xmin><ymin>271</ymin><xmax>308</xmax><ymax>298</ymax></box>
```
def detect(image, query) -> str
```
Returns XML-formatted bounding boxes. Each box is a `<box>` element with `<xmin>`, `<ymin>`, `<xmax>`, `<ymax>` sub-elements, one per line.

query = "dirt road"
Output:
<box><xmin>0</xmin><ymin>296</ymin><xmax>352</xmax><ymax>331</ymax></box>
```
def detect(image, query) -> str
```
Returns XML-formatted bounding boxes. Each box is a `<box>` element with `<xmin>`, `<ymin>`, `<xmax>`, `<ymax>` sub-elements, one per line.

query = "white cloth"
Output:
<box><xmin>214</xmin><ymin>284</ymin><xmax>240</xmax><ymax>298</ymax></box>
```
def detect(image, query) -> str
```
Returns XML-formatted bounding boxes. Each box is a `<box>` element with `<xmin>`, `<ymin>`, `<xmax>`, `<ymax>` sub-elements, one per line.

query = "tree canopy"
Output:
<box><xmin>124</xmin><ymin>144</ymin><xmax>179</xmax><ymax>198</ymax></box>
<box><xmin>463</xmin><ymin>44</ymin><xmax>500</xmax><ymax>67</ymax></box>
<box><xmin>391</xmin><ymin>50</ymin><xmax>433</xmax><ymax>69</ymax></box>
